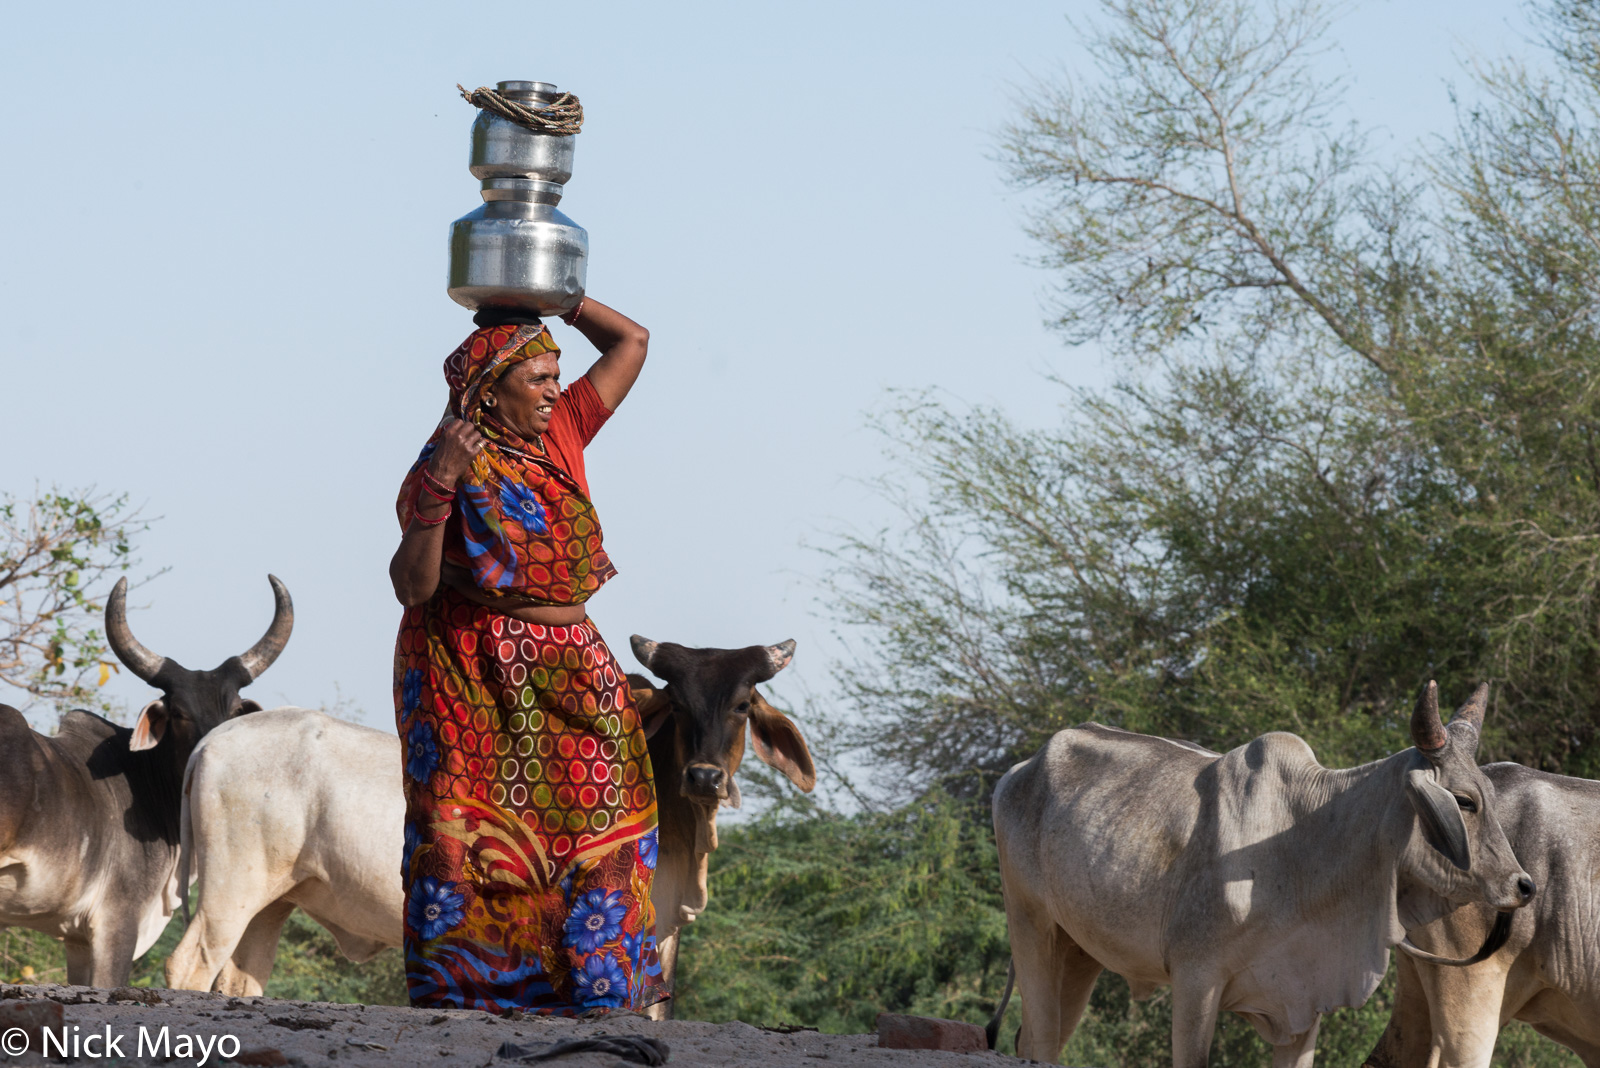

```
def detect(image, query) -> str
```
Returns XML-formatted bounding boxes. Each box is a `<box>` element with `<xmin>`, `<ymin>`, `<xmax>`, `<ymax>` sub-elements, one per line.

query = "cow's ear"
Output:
<box><xmin>130</xmin><ymin>699</ymin><xmax>169</xmax><ymax>752</ymax></box>
<box><xmin>235</xmin><ymin>698</ymin><xmax>263</xmax><ymax>715</ymax></box>
<box><xmin>1406</xmin><ymin>767</ymin><xmax>1471</xmax><ymax>870</ymax></box>
<box><xmin>628</xmin><ymin>674</ymin><xmax>673</xmax><ymax>740</ymax></box>
<box><xmin>748</xmin><ymin>689</ymin><xmax>816</xmax><ymax>792</ymax></box>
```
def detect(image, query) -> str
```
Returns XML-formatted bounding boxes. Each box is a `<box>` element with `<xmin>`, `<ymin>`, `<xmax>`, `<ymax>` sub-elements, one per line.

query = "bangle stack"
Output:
<box><xmin>561</xmin><ymin>299</ymin><xmax>585</xmax><ymax>326</ymax></box>
<box><xmin>420</xmin><ymin>469</ymin><xmax>456</xmax><ymax>502</ymax></box>
<box><xmin>414</xmin><ymin>469</ymin><xmax>456</xmax><ymax>528</ymax></box>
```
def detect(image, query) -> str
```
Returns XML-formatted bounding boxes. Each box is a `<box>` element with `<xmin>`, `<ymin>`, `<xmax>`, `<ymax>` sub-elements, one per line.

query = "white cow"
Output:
<box><xmin>165</xmin><ymin>708</ymin><xmax>402</xmax><ymax>994</ymax></box>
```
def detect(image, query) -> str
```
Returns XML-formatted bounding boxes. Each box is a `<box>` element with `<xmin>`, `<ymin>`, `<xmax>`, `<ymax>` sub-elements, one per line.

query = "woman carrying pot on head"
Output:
<box><xmin>389</xmin><ymin>298</ymin><xmax>665</xmax><ymax>1014</ymax></box>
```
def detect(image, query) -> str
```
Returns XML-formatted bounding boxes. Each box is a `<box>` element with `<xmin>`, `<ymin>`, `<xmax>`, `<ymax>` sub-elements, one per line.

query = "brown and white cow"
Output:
<box><xmin>0</xmin><ymin>575</ymin><xmax>291</xmax><ymax>987</ymax></box>
<box><xmin>627</xmin><ymin>635</ymin><xmax>817</xmax><ymax>1017</ymax></box>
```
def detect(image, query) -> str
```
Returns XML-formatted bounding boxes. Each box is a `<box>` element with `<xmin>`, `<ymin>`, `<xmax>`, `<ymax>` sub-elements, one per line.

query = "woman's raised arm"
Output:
<box><xmin>564</xmin><ymin>298</ymin><xmax>649</xmax><ymax>410</ymax></box>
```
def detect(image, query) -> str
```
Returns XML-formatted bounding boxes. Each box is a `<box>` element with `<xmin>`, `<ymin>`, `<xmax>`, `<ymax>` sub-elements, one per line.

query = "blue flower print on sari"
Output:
<box><xmin>458</xmin><ymin>484</ymin><xmax>518</xmax><ymax>589</ymax></box>
<box><xmin>401</xmin><ymin>821</ymin><xmax>420</xmax><ymax>882</ymax></box>
<box><xmin>635</xmin><ymin>830</ymin><xmax>657</xmax><ymax>872</ymax></box>
<box><xmin>643</xmin><ymin>933</ymin><xmax>663</xmax><ymax>979</ymax></box>
<box><xmin>405</xmin><ymin>720</ymin><xmax>440</xmax><ymax>784</ymax></box>
<box><xmin>408</xmin><ymin>876</ymin><xmax>465</xmax><ymax>941</ymax></box>
<box><xmin>400</xmin><ymin>668</ymin><xmax>424</xmax><ymax>721</ymax></box>
<box><xmin>562</xmin><ymin>889</ymin><xmax>627</xmax><ymax>953</ymax></box>
<box><xmin>572</xmin><ymin>952</ymin><xmax>629</xmax><ymax>1008</ymax></box>
<box><xmin>620</xmin><ymin>928</ymin><xmax>644</xmax><ymax>969</ymax></box>
<box><xmin>498</xmin><ymin>480</ymin><xmax>549</xmax><ymax>535</ymax></box>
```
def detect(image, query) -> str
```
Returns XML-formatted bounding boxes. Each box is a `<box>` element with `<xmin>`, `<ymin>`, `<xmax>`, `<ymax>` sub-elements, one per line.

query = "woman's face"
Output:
<box><xmin>486</xmin><ymin>353</ymin><xmax>560</xmax><ymax>439</ymax></box>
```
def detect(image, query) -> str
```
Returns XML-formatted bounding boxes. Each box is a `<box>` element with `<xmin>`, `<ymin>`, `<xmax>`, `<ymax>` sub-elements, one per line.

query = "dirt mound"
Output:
<box><xmin>0</xmin><ymin>985</ymin><xmax>1010</xmax><ymax>1066</ymax></box>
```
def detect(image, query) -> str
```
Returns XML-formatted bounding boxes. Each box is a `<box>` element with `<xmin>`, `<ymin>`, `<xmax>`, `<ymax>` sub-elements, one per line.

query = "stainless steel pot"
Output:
<box><xmin>468</xmin><ymin>81</ymin><xmax>575</xmax><ymax>184</ymax></box>
<box><xmin>447</xmin><ymin>80</ymin><xmax>586</xmax><ymax>315</ymax></box>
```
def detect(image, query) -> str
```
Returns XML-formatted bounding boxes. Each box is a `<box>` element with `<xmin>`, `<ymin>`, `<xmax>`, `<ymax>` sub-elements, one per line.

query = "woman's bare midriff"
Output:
<box><xmin>438</xmin><ymin>567</ymin><xmax>589</xmax><ymax>625</ymax></box>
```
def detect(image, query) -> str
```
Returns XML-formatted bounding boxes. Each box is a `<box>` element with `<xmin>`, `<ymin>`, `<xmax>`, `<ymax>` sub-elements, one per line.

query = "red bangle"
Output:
<box><xmin>420</xmin><ymin>469</ymin><xmax>456</xmax><ymax>500</ymax></box>
<box><xmin>413</xmin><ymin>507</ymin><xmax>450</xmax><ymax>528</ymax></box>
<box><xmin>561</xmin><ymin>299</ymin><xmax>584</xmax><ymax>325</ymax></box>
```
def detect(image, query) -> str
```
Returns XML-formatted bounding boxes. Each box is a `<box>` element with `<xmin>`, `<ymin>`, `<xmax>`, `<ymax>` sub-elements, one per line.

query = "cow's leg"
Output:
<box><xmin>62</xmin><ymin>940</ymin><xmax>92</xmax><ymax>987</ymax></box>
<box><xmin>1388</xmin><ymin>952</ymin><xmax>1433</xmax><ymax>1068</ymax></box>
<box><xmin>217</xmin><ymin>899</ymin><xmax>296</xmax><ymax>996</ymax></box>
<box><xmin>1169</xmin><ymin>974</ymin><xmax>1224</xmax><ymax>1068</ymax></box>
<box><xmin>1361</xmin><ymin>1019</ymin><xmax>1402</xmax><ymax>1068</ymax></box>
<box><xmin>166</xmin><ymin>903</ymin><xmax>263</xmax><ymax>993</ymax></box>
<box><xmin>1422</xmin><ymin>957</ymin><xmax>1508</xmax><ymax>1068</ymax></box>
<box><xmin>1006</xmin><ymin>905</ymin><xmax>1095</xmax><ymax>1064</ymax></box>
<box><xmin>84</xmin><ymin>919</ymin><xmax>138</xmax><ymax>988</ymax></box>
<box><xmin>1270</xmin><ymin>1016</ymin><xmax>1319</xmax><ymax>1068</ymax></box>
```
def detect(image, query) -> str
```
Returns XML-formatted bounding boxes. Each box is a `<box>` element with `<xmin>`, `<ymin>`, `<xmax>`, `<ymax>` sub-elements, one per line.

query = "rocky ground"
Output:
<box><xmin>0</xmin><ymin>985</ymin><xmax>1021</xmax><ymax>1068</ymax></box>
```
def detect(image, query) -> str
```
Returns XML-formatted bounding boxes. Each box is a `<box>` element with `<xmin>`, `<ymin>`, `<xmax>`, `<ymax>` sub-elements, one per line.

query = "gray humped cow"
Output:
<box><xmin>991</xmin><ymin>681</ymin><xmax>1535</xmax><ymax>1067</ymax></box>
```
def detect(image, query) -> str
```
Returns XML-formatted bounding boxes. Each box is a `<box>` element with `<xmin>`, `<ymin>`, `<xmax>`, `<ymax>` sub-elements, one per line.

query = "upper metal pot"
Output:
<box><xmin>468</xmin><ymin>80</ymin><xmax>576</xmax><ymax>184</ymax></box>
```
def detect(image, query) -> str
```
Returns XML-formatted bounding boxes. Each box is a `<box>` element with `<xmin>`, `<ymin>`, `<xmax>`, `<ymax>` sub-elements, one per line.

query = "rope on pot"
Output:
<box><xmin>457</xmin><ymin>84</ymin><xmax>584</xmax><ymax>136</ymax></box>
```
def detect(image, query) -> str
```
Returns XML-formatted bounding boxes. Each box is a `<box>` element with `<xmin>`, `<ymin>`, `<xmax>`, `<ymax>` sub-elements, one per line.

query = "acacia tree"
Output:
<box><xmin>830</xmin><ymin>0</ymin><xmax>1600</xmax><ymax>801</ymax></box>
<box><xmin>0</xmin><ymin>490</ymin><xmax>151</xmax><ymax>717</ymax></box>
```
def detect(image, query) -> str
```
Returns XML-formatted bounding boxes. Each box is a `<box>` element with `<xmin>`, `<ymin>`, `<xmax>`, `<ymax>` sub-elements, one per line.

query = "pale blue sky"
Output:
<box><xmin>0</xmin><ymin>1</ymin><xmax>1541</xmax><ymax>734</ymax></box>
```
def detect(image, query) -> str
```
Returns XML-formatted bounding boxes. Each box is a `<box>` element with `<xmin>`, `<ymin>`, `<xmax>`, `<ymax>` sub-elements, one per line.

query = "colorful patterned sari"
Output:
<box><xmin>393</xmin><ymin>323</ymin><xmax>665</xmax><ymax>1013</ymax></box>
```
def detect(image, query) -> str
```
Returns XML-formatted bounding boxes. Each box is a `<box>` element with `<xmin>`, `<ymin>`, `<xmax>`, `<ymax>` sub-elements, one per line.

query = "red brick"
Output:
<box><xmin>0</xmin><ymin>999</ymin><xmax>63</xmax><ymax>1048</ymax></box>
<box><xmin>876</xmin><ymin>1012</ymin><xmax>987</xmax><ymax>1052</ymax></box>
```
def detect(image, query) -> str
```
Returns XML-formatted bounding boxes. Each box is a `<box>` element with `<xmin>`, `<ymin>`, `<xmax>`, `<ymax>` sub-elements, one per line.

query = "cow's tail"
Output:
<box><xmin>985</xmin><ymin>957</ymin><xmax>1016</xmax><ymax>1051</ymax></box>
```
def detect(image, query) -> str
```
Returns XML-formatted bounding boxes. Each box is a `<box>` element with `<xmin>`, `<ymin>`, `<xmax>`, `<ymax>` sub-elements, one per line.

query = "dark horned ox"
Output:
<box><xmin>1364</xmin><ymin>762</ymin><xmax>1600</xmax><ymax>1068</ymax></box>
<box><xmin>0</xmin><ymin>575</ymin><xmax>291</xmax><ymax>987</ymax></box>
<box><xmin>991</xmin><ymin>682</ymin><xmax>1535</xmax><ymax>1068</ymax></box>
<box><xmin>627</xmin><ymin>635</ymin><xmax>817</xmax><ymax>1018</ymax></box>
<box><xmin>164</xmin><ymin>634</ymin><xmax>814</xmax><ymax>1005</ymax></box>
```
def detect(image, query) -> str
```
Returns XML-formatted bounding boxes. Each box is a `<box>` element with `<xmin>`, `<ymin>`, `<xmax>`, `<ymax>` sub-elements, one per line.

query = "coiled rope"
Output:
<box><xmin>457</xmin><ymin>84</ymin><xmax>584</xmax><ymax>136</ymax></box>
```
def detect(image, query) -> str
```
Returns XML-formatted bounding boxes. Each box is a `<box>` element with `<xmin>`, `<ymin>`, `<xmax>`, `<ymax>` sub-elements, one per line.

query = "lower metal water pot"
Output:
<box><xmin>446</xmin><ymin>178</ymin><xmax>587</xmax><ymax>315</ymax></box>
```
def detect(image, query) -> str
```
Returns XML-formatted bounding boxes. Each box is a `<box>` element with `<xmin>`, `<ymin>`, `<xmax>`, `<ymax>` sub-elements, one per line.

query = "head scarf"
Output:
<box><xmin>396</xmin><ymin>323</ymin><xmax>616</xmax><ymax>606</ymax></box>
<box><xmin>445</xmin><ymin>321</ymin><xmax>561</xmax><ymax>424</ymax></box>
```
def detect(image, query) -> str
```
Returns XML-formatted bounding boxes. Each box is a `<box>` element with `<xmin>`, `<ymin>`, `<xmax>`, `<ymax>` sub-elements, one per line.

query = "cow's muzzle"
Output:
<box><xmin>682</xmin><ymin>763</ymin><xmax>728</xmax><ymax>800</ymax></box>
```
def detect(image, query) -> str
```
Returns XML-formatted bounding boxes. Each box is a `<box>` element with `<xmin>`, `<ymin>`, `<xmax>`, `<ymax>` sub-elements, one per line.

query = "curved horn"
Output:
<box><xmin>1396</xmin><ymin>910</ymin><xmax>1512</xmax><ymax>967</ymax></box>
<box><xmin>755</xmin><ymin>639</ymin><xmax>797</xmax><ymax>682</ymax></box>
<box><xmin>630</xmin><ymin>635</ymin><xmax>661</xmax><ymax>672</ymax></box>
<box><xmin>1411</xmin><ymin>679</ymin><xmax>1447</xmax><ymax>751</ymax></box>
<box><xmin>105</xmin><ymin>577</ymin><xmax>166</xmax><ymax>684</ymax></box>
<box><xmin>1452</xmin><ymin>682</ymin><xmax>1490</xmax><ymax>733</ymax></box>
<box><xmin>237</xmin><ymin>575</ymin><xmax>294</xmax><ymax>681</ymax></box>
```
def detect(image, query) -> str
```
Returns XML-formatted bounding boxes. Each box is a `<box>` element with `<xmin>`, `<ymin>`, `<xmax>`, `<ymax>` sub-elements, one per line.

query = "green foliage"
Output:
<box><xmin>832</xmin><ymin>0</ymin><xmax>1600</xmax><ymax>789</ymax></box>
<box><xmin>675</xmin><ymin>793</ymin><xmax>1010</xmax><ymax>1035</ymax></box>
<box><xmin>0</xmin><ymin>489</ymin><xmax>152</xmax><ymax>718</ymax></box>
